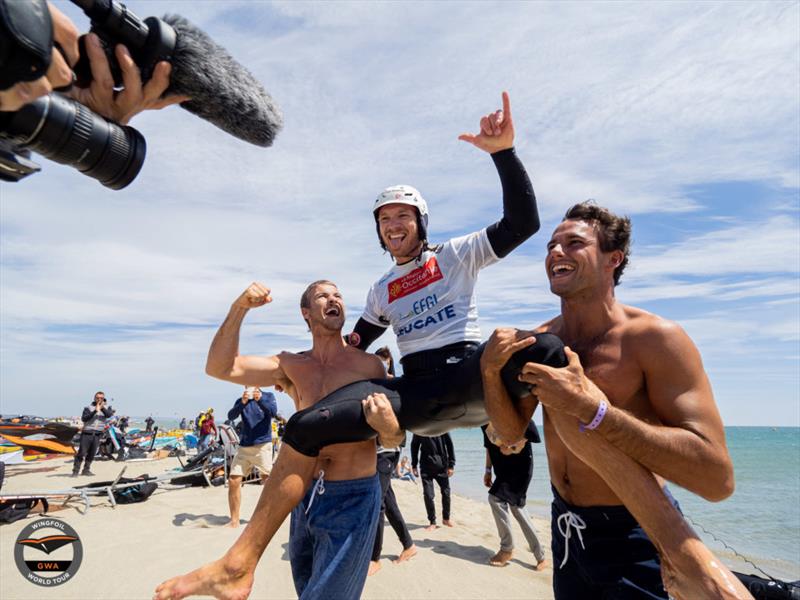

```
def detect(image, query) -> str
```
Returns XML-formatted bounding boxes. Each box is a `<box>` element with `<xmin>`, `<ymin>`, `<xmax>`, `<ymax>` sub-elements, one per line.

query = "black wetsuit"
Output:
<box><xmin>282</xmin><ymin>148</ymin><xmax>567</xmax><ymax>457</ymax></box>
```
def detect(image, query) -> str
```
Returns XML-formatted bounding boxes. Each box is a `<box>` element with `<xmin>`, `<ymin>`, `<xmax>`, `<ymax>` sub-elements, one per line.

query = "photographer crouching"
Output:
<box><xmin>73</xmin><ymin>390</ymin><xmax>113</xmax><ymax>477</ymax></box>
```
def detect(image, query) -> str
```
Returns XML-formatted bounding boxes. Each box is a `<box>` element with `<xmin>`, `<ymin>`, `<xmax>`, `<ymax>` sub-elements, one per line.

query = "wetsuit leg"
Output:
<box><xmin>281</xmin><ymin>334</ymin><xmax>567</xmax><ymax>456</ymax></box>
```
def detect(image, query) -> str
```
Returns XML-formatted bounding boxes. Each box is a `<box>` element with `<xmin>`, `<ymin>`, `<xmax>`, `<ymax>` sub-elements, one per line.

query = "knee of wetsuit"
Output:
<box><xmin>280</xmin><ymin>394</ymin><xmax>382</xmax><ymax>458</ymax></box>
<box><xmin>281</xmin><ymin>409</ymin><xmax>324</xmax><ymax>458</ymax></box>
<box><xmin>501</xmin><ymin>332</ymin><xmax>567</xmax><ymax>399</ymax></box>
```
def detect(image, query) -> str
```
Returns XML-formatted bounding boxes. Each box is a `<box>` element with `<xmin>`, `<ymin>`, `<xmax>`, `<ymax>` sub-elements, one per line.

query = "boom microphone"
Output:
<box><xmin>71</xmin><ymin>0</ymin><xmax>283</xmax><ymax>147</ymax></box>
<box><xmin>162</xmin><ymin>14</ymin><xmax>283</xmax><ymax>148</ymax></box>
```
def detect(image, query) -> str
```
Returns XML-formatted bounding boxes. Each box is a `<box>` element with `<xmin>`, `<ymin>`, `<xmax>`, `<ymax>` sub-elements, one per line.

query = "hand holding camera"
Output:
<box><xmin>0</xmin><ymin>0</ymin><xmax>282</xmax><ymax>189</ymax></box>
<box><xmin>0</xmin><ymin>2</ymin><xmax>78</xmax><ymax>112</ymax></box>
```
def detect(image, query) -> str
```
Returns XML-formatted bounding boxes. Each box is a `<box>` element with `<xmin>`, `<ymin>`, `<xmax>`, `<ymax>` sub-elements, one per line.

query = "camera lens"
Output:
<box><xmin>1</xmin><ymin>94</ymin><xmax>145</xmax><ymax>190</ymax></box>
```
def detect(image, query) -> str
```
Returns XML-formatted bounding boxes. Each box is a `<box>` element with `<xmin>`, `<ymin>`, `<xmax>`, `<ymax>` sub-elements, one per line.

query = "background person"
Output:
<box><xmin>395</xmin><ymin>456</ymin><xmax>416</xmax><ymax>483</ymax></box>
<box><xmin>72</xmin><ymin>391</ymin><xmax>113</xmax><ymax>476</ymax></box>
<box><xmin>411</xmin><ymin>433</ymin><xmax>455</xmax><ymax>530</ymax></box>
<box><xmin>368</xmin><ymin>347</ymin><xmax>416</xmax><ymax>576</ymax></box>
<box><xmin>198</xmin><ymin>409</ymin><xmax>217</xmax><ymax>452</ymax></box>
<box><xmin>482</xmin><ymin>421</ymin><xmax>546</xmax><ymax>570</ymax></box>
<box><xmin>226</xmin><ymin>386</ymin><xmax>278</xmax><ymax>528</ymax></box>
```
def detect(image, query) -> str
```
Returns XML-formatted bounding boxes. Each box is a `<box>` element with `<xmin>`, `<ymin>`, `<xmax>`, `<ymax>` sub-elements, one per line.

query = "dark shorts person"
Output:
<box><xmin>551</xmin><ymin>485</ymin><xmax>681</xmax><ymax>600</ymax></box>
<box><xmin>282</xmin><ymin>334</ymin><xmax>567</xmax><ymax>457</ymax></box>
<box><xmin>372</xmin><ymin>450</ymin><xmax>413</xmax><ymax>561</ymax></box>
<box><xmin>289</xmin><ymin>474</ymin><xmax>381</xmax><ymax>600</ymax></box>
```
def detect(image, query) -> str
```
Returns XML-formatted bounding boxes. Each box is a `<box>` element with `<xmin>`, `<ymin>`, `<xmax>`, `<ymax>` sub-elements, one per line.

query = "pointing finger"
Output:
<box><xmin>501</xmin><ymin>91</ymin><xmax>511</xmax><ymax>122</ymax></box>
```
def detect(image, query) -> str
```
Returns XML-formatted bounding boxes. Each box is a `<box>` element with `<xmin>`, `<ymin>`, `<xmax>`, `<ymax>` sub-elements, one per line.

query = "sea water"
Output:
<box><xmin>441</xmin><ymin>426</ymin><xmax>800</xmax><ymax>581</ymax></box>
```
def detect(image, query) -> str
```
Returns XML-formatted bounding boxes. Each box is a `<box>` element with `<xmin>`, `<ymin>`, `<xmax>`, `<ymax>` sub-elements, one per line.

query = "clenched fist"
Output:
<box><xmin>233</xmin><ymin>282</ymin><xmax>272</xmax><ymax>310</ymax></box>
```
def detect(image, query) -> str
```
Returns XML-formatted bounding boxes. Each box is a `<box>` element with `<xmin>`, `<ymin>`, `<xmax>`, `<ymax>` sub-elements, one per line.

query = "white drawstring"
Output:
<box><xmin>556</xmin><ymin>511</ymin><xmax>587</xmax><ymax>568</ymax></box>
<box><xmin>305</xmin><ymin>470</ymin><xmax>326</xmax><ymax>515</ymax></box>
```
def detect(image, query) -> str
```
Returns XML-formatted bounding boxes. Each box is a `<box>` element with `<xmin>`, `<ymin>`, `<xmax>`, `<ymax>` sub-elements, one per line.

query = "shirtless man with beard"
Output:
<box><xmin>155</xmin><ymin>280</ymin><xmax>403</xmax><ymax>600</ymax></box>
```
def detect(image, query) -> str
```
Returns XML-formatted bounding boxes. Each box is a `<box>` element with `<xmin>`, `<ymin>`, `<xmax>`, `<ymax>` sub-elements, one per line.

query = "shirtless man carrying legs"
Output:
<box><xmin>155</xmin><ymin>280</ymin><xmax>402</xmax><ymax>600</ymax></box>
<box><xmin>481</xmin><ymin>202</ymin><xmax>753</xmax><ymax>599</ymax></box>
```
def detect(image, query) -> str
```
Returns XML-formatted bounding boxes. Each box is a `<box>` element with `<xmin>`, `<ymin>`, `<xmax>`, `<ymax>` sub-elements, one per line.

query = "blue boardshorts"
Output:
<box><xmin>289</xmin><ymin>473</ymin><xmax>381</xmax><ymax>600</ymax></box>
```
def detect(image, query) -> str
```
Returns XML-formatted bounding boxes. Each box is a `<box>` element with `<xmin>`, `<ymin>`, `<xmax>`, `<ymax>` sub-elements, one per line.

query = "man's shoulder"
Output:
<box><xmin>534</xmin><ymin>315</ymin><xmax>562</xmax><ymax>334</ymax></box>
<box><xmin>621</xmin><ymin>305</ymin><xmax>684</xmax><ymax>340</ymax></box>
<box><xmin>276</xmin><ymin>350</ymin><xmax>310</xmax><ymax>363</ymax></box>
<box><xmin>343</xmin><ymin>346</ymin><xmax>385</xmax><ymax>376</ymax></box>
<box><xmin>441</xmin><ymin>229</ymin><xmax>488</xmax><ymax>253</ymax></box>
<box><xmin>620</xmin><ymin>305</ymin><xmax>696</xmax><ymax>361</ymax></box>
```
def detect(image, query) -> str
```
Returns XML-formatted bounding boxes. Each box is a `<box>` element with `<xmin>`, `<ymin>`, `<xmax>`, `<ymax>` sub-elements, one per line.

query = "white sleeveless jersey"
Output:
<box><xmin>362</xmin><ymin>229</ymin><xmax>499</xmax><ymax>357</ymax></box>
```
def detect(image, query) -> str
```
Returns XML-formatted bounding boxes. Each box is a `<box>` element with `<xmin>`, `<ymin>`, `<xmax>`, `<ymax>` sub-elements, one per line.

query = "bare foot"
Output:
<box><xmin>154</xmin><ymin>555</ymin><xmax>254</xmax><ymax>600</ymax></box>
<box><xmin>489</xmin><ymin>549</ymin><xmax>513</xmax><ymax>567</ymax></box>
<box><xmin>534</xmin><ymin>558</ymin><xmax>547</xmax><ymax>571</ymax></box>
<box><xmin>367</xmin><ymin>561</ymin><xmax>382</xmax><ymax>576</ymax></box>
<box><xmin>424</xmin><ymin>523</ymin><xmax>439</xmax><ymax>531</ymax></box>
<box><xmin>443</xmin><ymin>519</ymin><xmax>455</xmax><ymax>527</ymax></box>
<box><xmin>224</xmin><ymin>519</ymin><xmax>240</xmax><ymax>529</ymax></box>
<box><xmin>393</xmin><ymin>545</ymin><xmax>417</xmax><ymax>564</ymax></box>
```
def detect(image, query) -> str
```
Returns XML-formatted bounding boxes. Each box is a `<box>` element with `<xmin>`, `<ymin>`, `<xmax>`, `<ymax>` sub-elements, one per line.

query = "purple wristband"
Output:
<box><xmin>579</xmin><ymin>400</ymin><xmax>608</xmax><ymax>433</ymax></box>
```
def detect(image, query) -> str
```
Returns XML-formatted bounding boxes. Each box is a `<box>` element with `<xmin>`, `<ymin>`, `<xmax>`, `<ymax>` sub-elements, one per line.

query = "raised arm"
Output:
<box><xmin>205</xmin><ymin>283</ymin><xmax>289</xmax><ymax>389</ymax></box>
<box><xmin>227</xmin><ymin>399</ymin><xmax>243</xmax><ymax>422</ymax></box>
<box><xmin>458</xmin><ymin>92</ymin><xmax>539</xmax><ymax>257</ymax></box>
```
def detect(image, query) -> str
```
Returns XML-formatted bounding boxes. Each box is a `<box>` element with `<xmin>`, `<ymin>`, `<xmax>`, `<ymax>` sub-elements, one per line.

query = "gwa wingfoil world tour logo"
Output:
<box><xmin>14</xmin><ymin>518</ymin><xmax>83</xmax><ymax>587</ymax></box>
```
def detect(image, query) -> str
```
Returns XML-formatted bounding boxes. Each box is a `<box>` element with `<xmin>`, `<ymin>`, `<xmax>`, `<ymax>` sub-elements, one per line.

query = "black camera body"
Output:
<box><xmin>72</xmin><ymin>0</ymin><xmax>176</xmax><ymax>89</ymax></box>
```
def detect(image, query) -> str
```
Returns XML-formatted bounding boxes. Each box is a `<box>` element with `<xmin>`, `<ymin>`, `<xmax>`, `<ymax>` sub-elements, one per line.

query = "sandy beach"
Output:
<box><xmin>0</xmin><ymin>456</ymin><xmax>555</xmax><ymax>600</ymax></box>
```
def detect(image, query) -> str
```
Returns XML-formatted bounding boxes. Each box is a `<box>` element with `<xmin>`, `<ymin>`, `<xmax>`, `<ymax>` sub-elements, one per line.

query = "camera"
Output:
<box><xmin>0</xmin><ymin>0</ymin><xmax>148</xmax><ymax>189</ymax></box>
<box><xmin>0</xmin><ymin>93</ymin><xmax>145</xmax><ymax>189</ymax></box>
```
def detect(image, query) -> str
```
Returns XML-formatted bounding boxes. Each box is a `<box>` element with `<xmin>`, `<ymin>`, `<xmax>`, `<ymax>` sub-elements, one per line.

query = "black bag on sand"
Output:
<box><xmin>0</xmin><ymin>498</ymin><xmax>50</xmax><ymax>523</ymax></box>
<box><xmin>77</xmin><ymin>476</ymin><xmax>158</xmax><ymax>504</ymax></box>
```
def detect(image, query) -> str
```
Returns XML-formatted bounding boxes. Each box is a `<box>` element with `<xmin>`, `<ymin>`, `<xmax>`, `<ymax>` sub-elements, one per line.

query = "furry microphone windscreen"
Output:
<box><xmin>163</xmin><ymin>14</ymin><xmax>283</xmax><ymax>148</ymax></box>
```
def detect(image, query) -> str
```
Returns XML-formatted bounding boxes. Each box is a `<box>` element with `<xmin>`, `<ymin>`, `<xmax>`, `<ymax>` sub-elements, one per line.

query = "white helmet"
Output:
<box><xmin>373</xmin><ymin>185</ymin><xmax>429</xmax><ymax>246</ymax></box>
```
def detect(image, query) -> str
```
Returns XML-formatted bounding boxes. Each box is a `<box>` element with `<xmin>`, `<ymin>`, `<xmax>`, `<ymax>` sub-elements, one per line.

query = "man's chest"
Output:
<box><xmin>283</xmin><ymin>361</ymin><xmax>372</xmax><ymax>410</ymax></box>
<box><xmin>570</xmin><ymin>338</ymin><xmax>646</xmax><ymax>411</ymax></box>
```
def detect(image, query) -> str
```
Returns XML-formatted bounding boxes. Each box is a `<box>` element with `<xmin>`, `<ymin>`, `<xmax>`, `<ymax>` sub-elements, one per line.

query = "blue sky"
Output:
<box><xmin>1</xmin><ymin>1</ymin><xmax>798</xmax><ymax>425</ymax></box>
